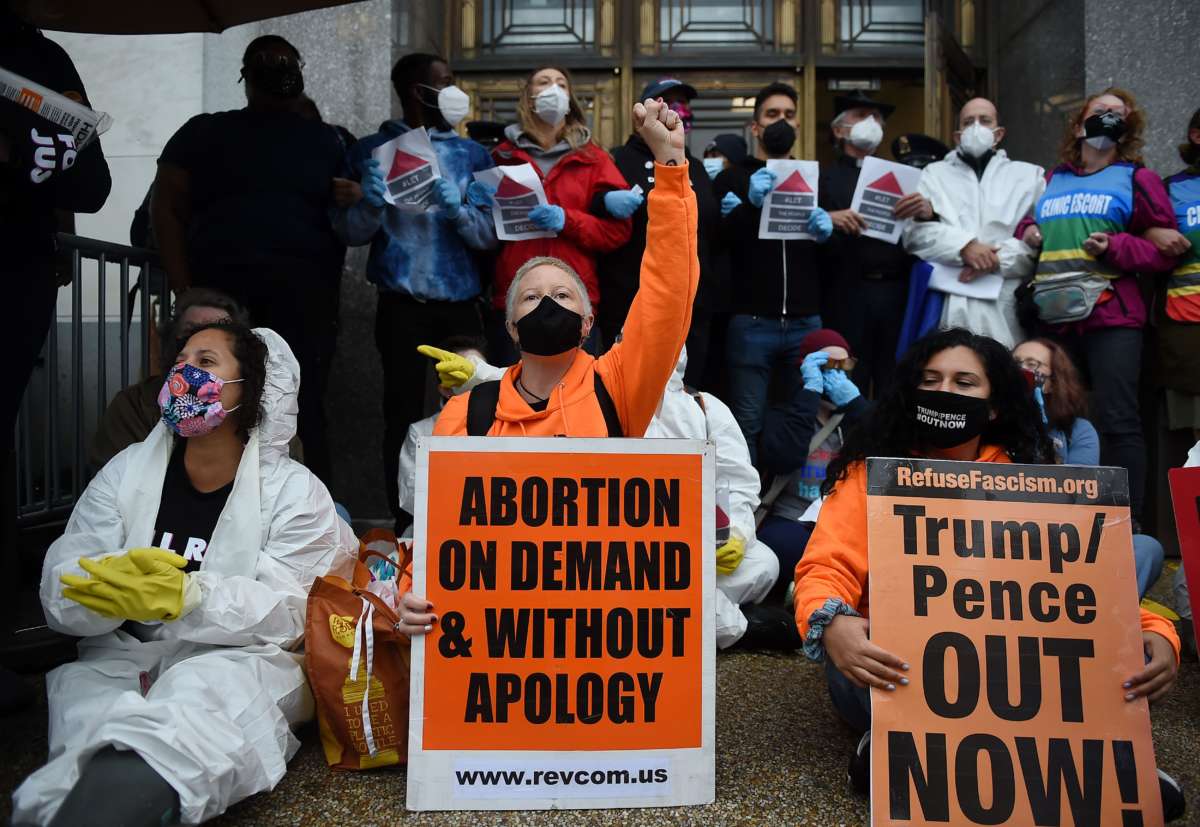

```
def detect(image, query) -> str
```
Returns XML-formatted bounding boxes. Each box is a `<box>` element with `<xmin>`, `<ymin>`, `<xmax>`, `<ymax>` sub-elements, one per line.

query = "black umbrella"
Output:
<box><xmin>13</xmin><ymin>0</ymin><xmax>368</xmax><ymax>35</ymax></box>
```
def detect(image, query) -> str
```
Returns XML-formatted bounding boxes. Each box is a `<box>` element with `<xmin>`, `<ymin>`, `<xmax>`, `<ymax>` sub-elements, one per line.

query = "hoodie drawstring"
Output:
<box><xmin>557</xmin><ymin>383</ymin><xmax>570</xmax><ymax>435</ymax></box>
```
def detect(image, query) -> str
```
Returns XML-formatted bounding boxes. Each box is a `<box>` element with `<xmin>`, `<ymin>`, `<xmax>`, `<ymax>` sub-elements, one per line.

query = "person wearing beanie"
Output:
<box><xmin>755</xmin><ymin>328</ymin><xmax>869</xmax><ymax>603</ymax></box>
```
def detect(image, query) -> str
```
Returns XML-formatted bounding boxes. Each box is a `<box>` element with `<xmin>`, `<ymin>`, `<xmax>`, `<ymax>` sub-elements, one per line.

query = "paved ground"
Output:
<box><xmin>2</xmin><ymin>576</ymin><xmax>1197</xmax><ymax>826</ymax></box>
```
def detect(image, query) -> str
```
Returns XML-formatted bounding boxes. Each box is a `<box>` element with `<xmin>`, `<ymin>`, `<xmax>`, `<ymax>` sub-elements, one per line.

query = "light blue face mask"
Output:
<box><xmin>703</xmin><ymin>157</ymin><xmax>725</xmax><ymax>180</ymax></box>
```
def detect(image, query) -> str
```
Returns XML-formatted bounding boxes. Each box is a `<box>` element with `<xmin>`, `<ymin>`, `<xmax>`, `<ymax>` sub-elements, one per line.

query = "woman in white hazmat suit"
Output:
<box><xmin>13</xmin><ymin>323</ymin><xmax>355</xmax><ymax>826</ymax></box>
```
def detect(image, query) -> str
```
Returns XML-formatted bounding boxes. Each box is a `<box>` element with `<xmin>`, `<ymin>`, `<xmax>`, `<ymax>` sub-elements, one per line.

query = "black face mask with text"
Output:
<box><xmin>912</xmin><ymin>389</ymin><xmax>991</xmax><ymax>449</ymax></box>
<box><xmin>515</xmin><ymin>296</ymin><xmax>584</xmax><ymax>356</ymax></box>
<box><xmin>760</xmin><ymin>120</ymin><xmax>796</xmax><ymax>157</ymax></box>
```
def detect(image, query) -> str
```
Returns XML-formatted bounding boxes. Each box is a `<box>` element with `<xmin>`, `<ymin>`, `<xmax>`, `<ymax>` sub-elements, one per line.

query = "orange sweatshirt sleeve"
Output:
<box><xmin>595</xmin><ymin>162</ymin><xmax>699</xmax><ymax>437</ymax></box>
<box><xmin>1139</xmin><ymin>607</ymin><xmax>1181</xmax><ymax>663</ymax></box>
<box><xmin>433</xmin><ymin>393</ymin><xmax>470</xmax><ymax>436</ymax></box>
<box><xmin>793</xmin><ymin>463</ymin><xmax>871</xmax><ymax>639</ymax></box>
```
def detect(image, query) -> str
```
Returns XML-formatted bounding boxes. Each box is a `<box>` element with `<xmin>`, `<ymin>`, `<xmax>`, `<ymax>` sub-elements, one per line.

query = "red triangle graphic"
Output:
<box><xmin>388</xmin><ymin>149</ymin><xmax>427</xmax><ymax>179</ymax></box>
<box><xmin>866</xmin><ymin>171</ymin><xmax>904</xmax><ymax>195</ymax></box>
<box><xmin>495</xmin><ymin>174</ymin><xmax>533</xmax><ymax>198</ymax></box>
<box><xmin>776</xmin><ymin>170</ymin><xmax>813</xmax><ymax>193</ymax></box>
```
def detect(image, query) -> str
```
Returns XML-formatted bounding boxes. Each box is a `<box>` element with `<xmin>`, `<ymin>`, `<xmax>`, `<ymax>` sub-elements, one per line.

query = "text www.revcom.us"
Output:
<box><xmin>455</xmin><ymin>767</ymin><xmax>669</xmax><ymax>788</ymax></box>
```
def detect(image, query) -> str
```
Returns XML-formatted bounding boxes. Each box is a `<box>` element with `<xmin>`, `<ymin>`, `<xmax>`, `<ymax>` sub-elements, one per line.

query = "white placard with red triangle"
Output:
<box><xmin>473</xmin><ymin>163</ymin><xmax>556</xmax><ymax>241</ymax></box>
<box><xmin>757</xmin><ymin>159</ymin><xmax>820</xmax><ymax>240</ymax></box>
<box><xmin>848</xmin><ymin>155</ymin><xmax>923</xmax><ymax>244</ymax></box>
<box><xmin>370</xmin><ymin>126</ymin><xmax>444</xmax><ymax>213</ymax></box>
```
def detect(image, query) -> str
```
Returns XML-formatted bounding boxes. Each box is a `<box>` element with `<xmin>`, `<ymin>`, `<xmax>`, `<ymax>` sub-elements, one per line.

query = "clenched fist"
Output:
<box><xmin>633</xmin><ymin>98</ymin><xmax>686</xmax><ymax>167</ymax></box>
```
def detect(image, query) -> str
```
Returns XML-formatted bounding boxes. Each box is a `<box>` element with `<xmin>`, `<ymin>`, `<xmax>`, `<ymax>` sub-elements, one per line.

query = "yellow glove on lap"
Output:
<box><xmin>417</xmin><ymin>345</ymin><xmax>475</xmax><ymax>388</ymax></box>
<box><xmin>715</xmin><ymin>536</ymin><xmax>746</xmax><ymax>576</ymax></box>
<box><xmin>61</xmin><ymin>547</ymin><xmax>190</xmax><ymax>622</ymax></box>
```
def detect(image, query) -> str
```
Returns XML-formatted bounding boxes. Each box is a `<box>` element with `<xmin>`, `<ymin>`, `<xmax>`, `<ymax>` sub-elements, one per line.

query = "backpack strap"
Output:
<box><xmin>466</xmin><ymin>380</ymin><xmax>502</xmax><ymax>436</ymax></box>
<box><xmin>594</xmin><ymin>374</ymin><xmax>624</xmax><ymax>438</ymax></box>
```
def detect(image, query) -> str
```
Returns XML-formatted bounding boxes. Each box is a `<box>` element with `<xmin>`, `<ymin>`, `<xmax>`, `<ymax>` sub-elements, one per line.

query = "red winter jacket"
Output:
<box><xmin>490</xmin><ymin>138</ymin><xmax>632</xmax><ymax>310</ymax></box>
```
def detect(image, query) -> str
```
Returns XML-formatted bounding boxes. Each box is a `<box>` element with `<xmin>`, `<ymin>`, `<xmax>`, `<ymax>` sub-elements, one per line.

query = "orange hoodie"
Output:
<box><xmin>434</xmin><ymin>162</ymin><xmax>699</xmax><ymax>439</ymax></box>
<box><xmin>793</xmin><ymin>446</ymin><xmax>1181</xmax><ymax>660</ymax></box>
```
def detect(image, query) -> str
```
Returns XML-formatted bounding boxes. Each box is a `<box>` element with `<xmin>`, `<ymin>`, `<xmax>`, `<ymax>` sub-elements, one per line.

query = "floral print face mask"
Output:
<box><xmin>158</xmin><ymin>363</ymin><xmax>243</xmax><ymax>438</ymax></box>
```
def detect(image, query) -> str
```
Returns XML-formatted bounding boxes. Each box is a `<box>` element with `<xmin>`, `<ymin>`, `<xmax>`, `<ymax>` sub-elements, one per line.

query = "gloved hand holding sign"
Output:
<box><xmin>466</xmin><ymin>179</ymin><xmax>496</xmax><ymax>209</ymax></box>
<box><xmin>417</xmin><ymin>344</ymin><xmax>475</xmax><ymax>388</ymax></box>
<box><xmin>748</xmin><ymin>167</ymin><xmax>776</xmax><ymax>208</ymax></box>
<box><xmin>431</xmin><ymin>178</ymin><xmax>462</xmax><ymax>219</ymax></box>
<box><xmin>528</xmin><ymin>204</ymin><xmax>565</xmax><ymax>233</ymax></box>
<box><xmin>807</xmin><ymin>206</ymin><xmax>834</xmax><ymax>243</ymax></box>
<box><xmin>61</xmin><ymin>548</ymin><xmax>192</xmax><ymax>622</ymax></box>
<box><xmin>715</xmin><ymin>535</ymin><xmax>746</xmax><ymax>576</ymax></box>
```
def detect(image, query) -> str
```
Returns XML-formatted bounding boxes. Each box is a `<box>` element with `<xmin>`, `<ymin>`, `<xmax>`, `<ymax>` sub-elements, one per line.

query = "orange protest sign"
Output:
<box><xmin>867</xmin><ymin>458</ymin><xmax>1163</xmax><ymax>827</ymax></box>
<box><xmin>407</xmin><ymin>437</ymin><xmax>715</xmax><ymax>811</ymax></box>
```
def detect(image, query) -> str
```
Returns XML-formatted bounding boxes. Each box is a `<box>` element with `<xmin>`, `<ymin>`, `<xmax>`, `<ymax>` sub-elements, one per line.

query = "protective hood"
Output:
<box><xmin>667</xmin><ymin>345</ymin><xmax>688</xmax><ymax>393</ymax></box>
<box><xmin>253</xmin><ymin>327</ymin><xmax>300</xmax><ymax>460</ymax></box>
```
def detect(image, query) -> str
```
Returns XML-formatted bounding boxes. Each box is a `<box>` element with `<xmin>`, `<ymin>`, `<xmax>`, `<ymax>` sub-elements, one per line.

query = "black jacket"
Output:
<box><xmin>715</xmin><ymin>157</ymin><xmax>823</xmax><ymax>318</ymax></box>
<box><xmin>597</xmin><ymin>135</ymin><xmax>721</xmax><ymax>334</ymax></box>
<box><xmin>759</xmin><ymin>382</ymin><xmax>870</xmax><ymax>475</ymax></box>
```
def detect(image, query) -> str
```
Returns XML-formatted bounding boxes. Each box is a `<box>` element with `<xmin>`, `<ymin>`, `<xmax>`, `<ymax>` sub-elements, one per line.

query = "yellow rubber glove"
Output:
<box><xmin>61</xmin><ymin>548</ymin><xmax>190</xmax><ymax>621</ymax></box>
<box><xmin>417</xmin><ymin>345</ymin><xmax>475</xmax><ymax>388</ymax></box>
<box><xmin>715</xmin><ymin>536</ymin><xmax>746</xmax><ymax>576</ymax></box>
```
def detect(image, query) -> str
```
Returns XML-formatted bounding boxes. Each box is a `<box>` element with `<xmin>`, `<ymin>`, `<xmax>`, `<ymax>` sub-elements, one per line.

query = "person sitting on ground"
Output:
<box><xmin>1014</xmin><ymin>336</ymin><xmax>1164</xmax><ymax>599</ymax></box>
<box><xmin>756</xmin><ymin>329</ymin><xmax>868</xmax><ymax>604</ymax></box>
<box><xmin>13</xmin><ymin>323</ymin><xmax>355</xmax><ymax>826</ymax></box>
<box><xmin>793</xmin><ymin>328</ymin><xmax>1183</xmax><ymax>819</ymax></box>
<box><xmin>89</xmin><ymin>288</ymin><xmax>248</xmax><ymax>470</ymax></box>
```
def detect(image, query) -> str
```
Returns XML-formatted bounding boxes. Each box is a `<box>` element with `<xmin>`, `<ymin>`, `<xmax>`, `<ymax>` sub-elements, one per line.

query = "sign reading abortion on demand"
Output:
<box><xmin>407</xmin><ymin>437</ymin><xmax>715</xmax><ymax>811</ymax></box>
<box><xmin>867</xmin><ymin>458</ymin><xmax>1163</xmax><ymax>827</ymax></box>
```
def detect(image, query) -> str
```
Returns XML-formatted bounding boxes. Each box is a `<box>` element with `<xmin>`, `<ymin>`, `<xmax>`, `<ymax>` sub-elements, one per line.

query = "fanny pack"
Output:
<box><xmin>1030</xmin><ymin>272</ymin><xmax>1112</xmax><ymax>324</ymax></box>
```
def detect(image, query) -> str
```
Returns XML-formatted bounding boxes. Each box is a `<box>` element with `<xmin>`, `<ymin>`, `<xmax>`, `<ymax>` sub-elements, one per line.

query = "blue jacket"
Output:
<box><xmin>333</xmin><ymin>121</ymin><xmax>497</xmax><ymax>300</ymax></box>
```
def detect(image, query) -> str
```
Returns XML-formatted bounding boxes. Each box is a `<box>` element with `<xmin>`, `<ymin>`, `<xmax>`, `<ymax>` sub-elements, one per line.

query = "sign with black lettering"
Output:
<box><xmin>867</xmin><ymin>458</ymin><xmax>1163</xmax><ymax>826</ymax></box>
<box><xmin>407</xmin><ymin>437</ymin><xmax>715</xmax><ymax>810</ymax></box>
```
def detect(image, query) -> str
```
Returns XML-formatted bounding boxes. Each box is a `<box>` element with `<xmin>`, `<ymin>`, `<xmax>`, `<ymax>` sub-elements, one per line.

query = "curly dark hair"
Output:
<box><xmin>178</xmin><ymin>321</ymin><xmax>268</xmax><ymax>441</ymax></box>
<box><xmin>822</xmin><ymin>328</ymin><xmax>1056</xmax><ymax>496</ymax></box>
<box><xmin>1179</xmin><ymin>107</ymin><xmax>1200</xmax><ymax>167</ymax></box>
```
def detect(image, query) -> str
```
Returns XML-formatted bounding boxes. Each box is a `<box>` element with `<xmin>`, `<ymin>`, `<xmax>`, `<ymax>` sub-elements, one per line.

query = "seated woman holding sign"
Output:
<box><xmin>792</xmin><ymin>328</ymin><xmax>1183</xmax><ymax>818</ymax></box>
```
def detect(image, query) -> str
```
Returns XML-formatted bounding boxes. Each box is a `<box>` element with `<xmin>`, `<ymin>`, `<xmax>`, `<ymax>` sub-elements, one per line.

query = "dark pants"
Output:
<box><xmin>842</xmin><ymin>278</ymin><xmax>908</xmax><ymax>399</ymax></box>
<box><xmin>757</xmin><ymin>516</ymin><xmax>815</xmax><ymax>604</ymax></box>
<box><xmin>195</xmin><ymin>255</ymin><xmax>339</xmax><ymax>487</ymax></box>
<box><xmin>826</xmin><ymin>657</ymin><xmax>871</xmax><ymax>735</ymax></box>
<box><xmin>1068</xmin><ymin>326</ymin><xmax>1146</xmax><ymax>521</ymax></box>
<box><xmin>377</xmin><ymin>292</ymin><xmax>482</xmax><ymax>525</ymax></box>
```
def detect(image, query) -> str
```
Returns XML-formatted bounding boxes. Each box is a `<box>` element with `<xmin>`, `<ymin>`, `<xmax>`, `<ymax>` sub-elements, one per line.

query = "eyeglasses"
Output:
<box><xmin>822</xmin><ymin>357</ymin><xmax>858</xmax><ymax>373</ymax></box>
<box><xmin>1015</xmin><ymin>357</ymin><xmax>1049</xmax><ymax>376</ymax></box>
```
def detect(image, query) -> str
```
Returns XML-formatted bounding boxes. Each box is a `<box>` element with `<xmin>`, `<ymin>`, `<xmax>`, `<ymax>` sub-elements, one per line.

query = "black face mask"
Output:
<box><xmin>1083</xmin><ymin>110</ymin><xmax>1126</xmax><ymax>142</ymax></box>
<box><xmin>761</xmin><ymin>120</ymin><xmax>796</xmax><ymax>157</ymax></box>
<box><xmin>245</xmin><ymin>63</ymin><xmax>305</xmax><ymax>99</ymax></box>
<box><xmin>515</xmin><ymin>296</ymin><xmax>583</xmax><ymax>357</ymax></box>
<box><xmin>912</xmin><ymin>389</ymin><xmax>992</xmax><ymax>449</ymax></box>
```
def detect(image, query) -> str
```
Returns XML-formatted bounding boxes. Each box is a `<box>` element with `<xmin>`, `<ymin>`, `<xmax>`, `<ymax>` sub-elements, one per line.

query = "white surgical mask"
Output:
<box><xmin>702</xmin><ymin>157</ymin><xmax>725</xmax><ymax>180</ymax></box>
<box><xmin>434</xmin><ymin>84</ymin><xmax>470</xmax><ymax>127</ymax></box>
<box><xmin>1084</xmin><ymin>135</ymin><xmax>1117</xmax><ymax>151</ymax></box>
<box><xmin>533</xmin><ymin>84</ymin><xmax>570</xmax><ymax>127</ymax></box>
<box><xmin>958</xmin><ymin>122</ymin><xmax>995</xmax><ymax>158</ymax></box>
<box><xmin>847</xmin><ymin>116</ymin><xmax>883</xmax><ymax>152</ymax></box>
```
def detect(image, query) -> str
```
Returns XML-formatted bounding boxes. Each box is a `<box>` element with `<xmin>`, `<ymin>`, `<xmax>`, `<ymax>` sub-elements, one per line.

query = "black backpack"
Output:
<box><xmin>466</xmin><ymin>374</ymin><xmax>623</xmax><ymax>437</ymax></box>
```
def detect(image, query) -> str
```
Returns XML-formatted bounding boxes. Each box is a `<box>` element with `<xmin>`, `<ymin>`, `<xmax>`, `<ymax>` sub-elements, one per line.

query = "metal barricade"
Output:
<box><xmin>14</xmin><ymin>233</ymin><xmax>171</xmax><ymax>527</ymax></box>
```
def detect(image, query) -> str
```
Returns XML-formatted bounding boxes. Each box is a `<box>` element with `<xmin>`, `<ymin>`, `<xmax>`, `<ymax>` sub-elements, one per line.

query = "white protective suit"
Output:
<box><xmin>644</xmin><ymin>350</ymin><xmax>779</xmax><ymax>648</ymax></box>
<box><xmin>902</xmin><ymin>148</ymin><xmax>1045</xmax><ymax>348</ymax></box>
<box><xmin>397</xmin><ymin>413</ymin><xmax>438</xmax><ymax>528</ymax></box>
<box><xmin>13</xmin><ymin>329</ymin><xmax>356</xmax><ymax>825</ymax></box>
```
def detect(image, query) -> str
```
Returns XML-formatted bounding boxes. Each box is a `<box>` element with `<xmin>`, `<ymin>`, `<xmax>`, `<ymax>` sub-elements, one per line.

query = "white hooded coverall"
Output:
<box><xmin>13</xmin><ymin>329</ymin><xmax>356</xmax><ymax>825</ymax></box>
<box><xmin>643</xmin><ymin>350</ymin><xmax>779</xmax><ymax>648</ymax></box>
<box><xmin>902</xmin><ymin>148</ymin><xmax>1045</xmax><ymax>348</ymax></box>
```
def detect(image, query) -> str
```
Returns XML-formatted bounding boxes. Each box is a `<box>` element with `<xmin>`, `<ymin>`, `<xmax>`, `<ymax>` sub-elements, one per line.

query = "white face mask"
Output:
<box><xmin>958</xmin><ymin>122</ymin><xmax>996</xmax><ymax>158</ymax></box>
<box><xmin>1084</xmin><ymin>135</ymin><xmax>1117</xmax><ymax>151</ymax></box>
<box><xmin>847</xmin><ymin>116</ymin><xmax>883</xmax><ymax>152</ymax></box>
<box><xmin>434</xmin><ymin>84</ymin><xmax>470</xmax><ymax>127</ymax></box>
<box><xmin>533</xmin><ymin>84</ymin><xmax>570</xmax><ymax>127</ymax></box>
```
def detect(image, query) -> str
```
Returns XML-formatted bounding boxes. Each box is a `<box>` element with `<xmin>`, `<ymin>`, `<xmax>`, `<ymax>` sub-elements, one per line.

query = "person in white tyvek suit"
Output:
<box><xmin>902</xmin><ymin>97</ymin><xmax>1045</xmax><ymax>348</ymax></box>
<box><xmin>423</xmin><ymin>343</ymin><xmax>792</xmax><ymax>649</ymax></box>
<box><xmin>13</xmin><ymin>324</ymin><xmax>355</xmax><ymax>826</ymax></box>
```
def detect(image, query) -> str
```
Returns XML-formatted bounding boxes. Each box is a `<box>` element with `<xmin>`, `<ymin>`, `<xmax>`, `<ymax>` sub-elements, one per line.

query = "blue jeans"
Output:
<box><xmin>726</xmin><ymin>314</ymin><xmax>821</xmax><ymax>463</ymax></box>
<box><xmin>758</xmin><ymin>516</ymin><xmax>815</xmax><ymax>604</ymax></box>
<box><xmin>826</xmin><ymin>657</ymin><xmax>871</xmax><ymax>735</ymax></box>
<box><xmin>1132</xmin><ymin>534</ymin><xmax>1164</xmax><ymax>600</ymax></box>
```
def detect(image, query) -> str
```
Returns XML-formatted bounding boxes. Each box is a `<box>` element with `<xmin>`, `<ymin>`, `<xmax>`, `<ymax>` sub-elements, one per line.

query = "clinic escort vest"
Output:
<box><xmin>1034</xmin><ymin>162</ymin><xmax>1136</xmax><ymax>281</ymax></box>
<box><xmin>1165</xmin><ymin>170</ymin><xmax>1200</xmax><ymax>323</ymax></box>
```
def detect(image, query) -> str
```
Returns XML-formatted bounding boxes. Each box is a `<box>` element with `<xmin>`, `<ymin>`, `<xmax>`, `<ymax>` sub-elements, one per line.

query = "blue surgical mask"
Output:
<box><xmin>702</xmin><ymin>157</ymin><xmax>725</xmax><ymax>180</ymax></box>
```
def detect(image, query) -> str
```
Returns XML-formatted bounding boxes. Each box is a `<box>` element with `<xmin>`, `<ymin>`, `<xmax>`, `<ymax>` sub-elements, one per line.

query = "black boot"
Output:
<box><xmin>728</xmin><ymin>602</ymin><xmax>803</xmax><ymax>651</ymax></box>
<box><xmin>1160</xmin><ymin>768</ymin><xmax>1186</xmax><ymax>822</ymax></box>
<box><xmin>49</xmin><ymin>746</ymin><xmax>180</xmax><ymax>827</ymax></box>
<box><xmin>847</xmin><ymin>730</ymin><xmax>870</xmax><ymax>796</ymax></box>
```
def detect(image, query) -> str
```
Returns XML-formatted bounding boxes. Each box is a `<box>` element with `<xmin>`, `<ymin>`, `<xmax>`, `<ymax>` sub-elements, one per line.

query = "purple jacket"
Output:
<box><xmin>1016</xmin><ymin>163</ymin><xmax>1178</xmax><ymax>331</ymax></box>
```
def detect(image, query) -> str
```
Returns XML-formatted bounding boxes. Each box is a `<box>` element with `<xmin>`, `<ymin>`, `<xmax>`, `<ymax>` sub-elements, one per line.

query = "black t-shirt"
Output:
<box><xmin>152</xmin><ymin>441</ymin><xmax>234</xmax><ymax>573</ymax></box>
<box><xmin>158</xmin><ymin>107</ymin><xmax>346</xmax><ymax>270</ymax></box>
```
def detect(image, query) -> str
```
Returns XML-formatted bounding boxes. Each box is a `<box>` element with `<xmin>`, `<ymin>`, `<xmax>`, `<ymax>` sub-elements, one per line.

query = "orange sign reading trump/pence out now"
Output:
<box><xmin>867</xmin><ymin>458</ymin><xmax>1163</xmax><ymax>827</ymax></box>
<box><xmin>407</xmin><ymin>437</ymin><xmax>715</xmax><ymax>812</ymax></box>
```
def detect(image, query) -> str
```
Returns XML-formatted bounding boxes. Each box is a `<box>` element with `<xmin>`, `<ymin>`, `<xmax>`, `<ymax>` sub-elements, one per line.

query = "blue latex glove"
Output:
<box><xmin>603</xmin><ymin>189</ymin><xmax>644</xmax><ymax>219</ymax></box>
<box><xmin>466</xmin><ymin>180</ymin><xmax>495</xmax><ymax>209</ymax></box>
<box><xmin>361</xmin><ymin>158</ymin><xmax>387</xmax><ymax>208</ymax></box>
<box><xmin>807</xmin><ymin>206</ymin><xmax>834</xmax><ymax>243</ymax></box>
<box><xmin>748</xmin><ymin>167</ymin><xmax>776</xmax><ymax>208</ymax></box>
<box><xmin>800</xmin><ymin>351</ymin><xmax>829</xmax><ymax>392</ymax></box>
<box><xmin>824</xmin><ymin>369</ymin><xmax>861</xmax><ymax>408</ymax></box>
<box><xmin>432</xmin><ymin>178</ymin><xmax>463</xmax><ymax>218</ymax></box>
<box><xmin>720</xmin><ymin>191</ymin><xmax>743</xmax><ymax>217</ymax></box>
<box><xmin>528</xmin><ymin>204</ymin><xmax>565</xmax><ymax>233</ymax></box>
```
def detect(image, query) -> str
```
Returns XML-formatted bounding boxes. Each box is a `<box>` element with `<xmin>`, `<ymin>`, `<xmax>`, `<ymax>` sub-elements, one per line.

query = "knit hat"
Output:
<box><xmin>797</xmin><ymin>328</ymin><xmax>852</xmax><ymax>362</ymax></box>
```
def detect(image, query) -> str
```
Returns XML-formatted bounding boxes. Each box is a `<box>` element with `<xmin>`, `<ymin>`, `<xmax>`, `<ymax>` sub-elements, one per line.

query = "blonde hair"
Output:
<box><xmin>505</xmin><ymin>256</ymin><xmax>593</xmax><ymax>323</ymax></box>
<box><xmin>516</xmin><ymin>65</ymin><xmax>591</xmax><ymax>151</ymax></box>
